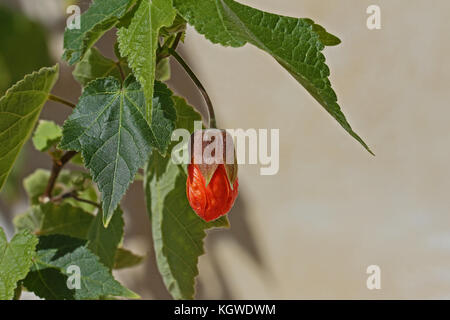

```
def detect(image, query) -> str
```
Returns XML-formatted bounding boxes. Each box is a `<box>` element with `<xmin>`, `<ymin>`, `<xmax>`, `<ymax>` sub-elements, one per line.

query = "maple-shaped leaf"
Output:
<box><xmin>60</xmin><ymin>76</ymin><xmax>175</xmax><ymax>225</ymax></box>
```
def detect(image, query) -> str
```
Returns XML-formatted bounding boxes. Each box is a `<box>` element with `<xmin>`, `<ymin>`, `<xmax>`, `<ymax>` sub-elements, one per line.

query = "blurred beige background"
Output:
<box><xmin>1</xmin><ymin>0</ymin><xmax>450</xmax><ymax>299</ymax></box>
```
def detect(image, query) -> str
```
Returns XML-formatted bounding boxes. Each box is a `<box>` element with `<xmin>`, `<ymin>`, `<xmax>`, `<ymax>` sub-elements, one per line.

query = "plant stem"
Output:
<box><xmin>13</xmin><ymin>285</ymin><xmax>22</xmax><ymax>300</ymax></box>
<box><xmin>169</xmin><ymin>48</ymin><xmax>217</xmax><ymax>128</ymax></box>
<box><xmin>116</xmin><ymin>61</ymin><xmax>126</xmax><ymax>81</ymax></box>
<box><xmin>48</xmin><ymin>94</ymin><xmax>76</xmax><ymax>109</ymax></box>
<box><xmin>52</xmin><ymin>191</ymin><xmax>101</xmax><ymax>209</ymax></box>
<box><xmin>171</xmin><ymin>32</ymin><xmax>183</xmax><ymax>51</ymax></box>
<box><xmin>71</xmin><ymin>195</ymin><xmax>101</xmax><ymax>209</ymax></box>
<box><xmin>43</xmin><ymin>151</ymin><xmax>77</xmax><ymax>200</ymax></box>
<box><xmin>156</xmin><ymin>32</ymin><xmax>183</xmax><ymax>62</ymax></box>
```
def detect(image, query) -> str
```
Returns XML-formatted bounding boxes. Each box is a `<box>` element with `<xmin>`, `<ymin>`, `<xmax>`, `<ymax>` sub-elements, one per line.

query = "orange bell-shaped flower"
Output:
<box><xmin>187</xmin><ymin>163</ymin><xmax>238</xmax><ymax>222</ymax></box>
<box><xmin>186</xmin><ymin>129</ymin><xmax>238</xmax><ymax>222</ymax></box>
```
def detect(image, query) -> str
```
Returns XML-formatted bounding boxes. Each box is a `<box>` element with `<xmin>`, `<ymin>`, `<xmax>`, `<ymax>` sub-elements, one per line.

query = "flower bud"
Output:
<box><xmin>186</xmin><ymin>129</ymin><xmax>238</xmax><ymax>222</ymax></box>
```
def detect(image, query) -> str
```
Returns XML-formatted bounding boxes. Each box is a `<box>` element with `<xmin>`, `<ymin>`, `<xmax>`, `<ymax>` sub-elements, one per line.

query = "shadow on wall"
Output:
<box><xmin>197</xmin><ymin>194</ymin><xmax>268</xmax><ymax>299</ymax></box>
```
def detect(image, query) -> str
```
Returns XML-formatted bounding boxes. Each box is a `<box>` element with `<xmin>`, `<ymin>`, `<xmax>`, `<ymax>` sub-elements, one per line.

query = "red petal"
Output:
<box><xmin>187</xmin><ymin>164</ymin><xmax>239</xmax><ymax>222</ymax></box>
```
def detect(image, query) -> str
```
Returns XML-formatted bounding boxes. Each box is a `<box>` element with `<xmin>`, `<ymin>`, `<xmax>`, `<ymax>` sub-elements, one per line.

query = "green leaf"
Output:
<box><xmin>32</xmin><ymin>120</ymin><xmax>62</xmax><ymax>152</ymax></box>
<box><xmin>23</xmin><ymin>169</ymin><xmax>98</xmax><ymax>213</ymax></box>
<box><xmin>72</xmin><ymin>47</ymin><xmax>129</xmax><ymax>87</ymax></box>
<box><xmin>0</xmin><ymin>5</ymin><xmax>52</xmax><ymax>95</ymax></box>
<box><xmin>87</xmin><ymin>208</ymin><xmax>124</xmax><ymax>269</ymax></box>
<box><xmin>23</xmin><ymin>235</ymin><xmax>138</xmax><ymax>300</ymax></box>
<box><xmin>151</xmin><ymin>81</ymin><xmax>177</xmax><ymax>154</ymax></box>
<box><xmin>0</xmin><ymin>141</ymin><xmax>26</xmax><ymax>203</ymax></box>
<box><xmin>63</xmin><ymin>0</ymin><xmax>135</xmax><ymax>65</ymax></box>
<box><xmin>144</xmin><ymin>96</ymin><xmax>228</xmax><ymax>300</ymax></box>
<box><xmin>173</xmin><ymin>0</ymin><xmax>372</xmax><ymax>154</ymax></box>
<box><xmin>0</xmin><ymin>148</ymin><xmax>25</xmax><ymax>206</ymax></box>
<box><xmin>0</xmin><ymin>54</ymin><xmax>10</xmax><ymax>94</ymax></box>
<box><xmin>0</xmin><ymin>64</ymin><xmax>59</xmax><ymax>191</ymax></box>
<box><xmin>23</xmin><ymin>169</ymin><xmax>50</xmax><ymax>205</ymax></box>
<box><xmin>13</xmin><ymin>207</ymin><xmax>43</xmax><ymax>234</ymax></box>
<box><xmin>172</xmin><ymin>95</ymin><xmax>202</xmax><ymax>132</ymax></box>
<box><xmin>155</xmin><ymin>58</ymin><xmax>171</xmax><ymax>82</ymax></box>
<box><xmin>39</xmin><ymin>203</ymin><xmax>94</xmax><ymax>239</ymax></box>
<box><xmin>145</xmin><ymin>156</ymin><xmax>228</xmax><ymax>300</ymax></box>
<box><xmin>117</xmin><ymin>0</ymin><xmax>176</xmax><ymax>121</ymax></box>
<box><xmin>113</xmin><ymin>248</ymin><xmax>144</xmax><ymax>270</ymax></box>
<box><xmin>160</xmin><ymin>14</ymin><xmax>187</xmax><ymax>37</ymax></box>
<box><xmin>15</xmin><ymin>205</ymin><xmax>139</xmax><ymax>271</ymax></box>
<box><xmin>310</xmin><ymin>23</ymin><xmax>341</xmax><ymax>46</ymax></box>
<box><xmin>59</xmin><ymin>76</ymin><xmax>159</xmax><ymax>226</ymax></box>
<box><xmin>0</xmin><ymin>227</ymin><xmax>38</xmax><ymax>300</ymax></box>
<box><xmin>14</xmin><ymin>203</ymin><xmax>95</xmax><ymax>240</ymax></box>
<box><xmin>116</xmin><ymin>0</ymin><xmax>142</xmax><ymax>29</ymax></box>
<box><xmin>70</xmin><ymin>153</ymin><xmax>85</xmax><ymax>166</ymax></box>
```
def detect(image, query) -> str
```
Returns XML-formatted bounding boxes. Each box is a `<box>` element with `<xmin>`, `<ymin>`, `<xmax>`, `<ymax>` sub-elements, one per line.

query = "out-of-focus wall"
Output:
<box><xmin>180</xmin><ymin>0</ymin><xmax>450</xmax><ymax>299</ymax></box>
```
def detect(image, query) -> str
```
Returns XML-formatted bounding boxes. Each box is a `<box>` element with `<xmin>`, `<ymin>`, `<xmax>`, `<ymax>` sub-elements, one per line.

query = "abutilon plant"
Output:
<box><xmin>0</xmin><ymin>0</ymin><xmax>371</xmax><ymax>300</ymax></box>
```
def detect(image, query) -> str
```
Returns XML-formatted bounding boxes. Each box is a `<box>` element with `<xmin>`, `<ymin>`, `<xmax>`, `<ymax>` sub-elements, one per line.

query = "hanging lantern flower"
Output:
<box><xmin>186</xmin><ymin>129</ymin><xmax>238</xmax><ymax>222</ymax></box>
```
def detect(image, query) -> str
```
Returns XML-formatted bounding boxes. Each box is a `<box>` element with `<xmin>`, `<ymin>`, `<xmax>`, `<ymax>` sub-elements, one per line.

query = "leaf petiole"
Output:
<box><xmin>115</xmin><ymin>61</ymin><xmax>126</xmax><ymax>82</ymax></box>
<box><xmin>48</xmin><ymin>94</ymin><xmax>76</xmax><ymax>109</ymax></box>
<box><xmin>171</xmin><ymin>32</ymin><xmax>183</xmax><ymax>51</ymax></box>
<box><xmin>52</xmin><ymin>190</ymin><xmax>101</xmax><ymax>209</ymax></box>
